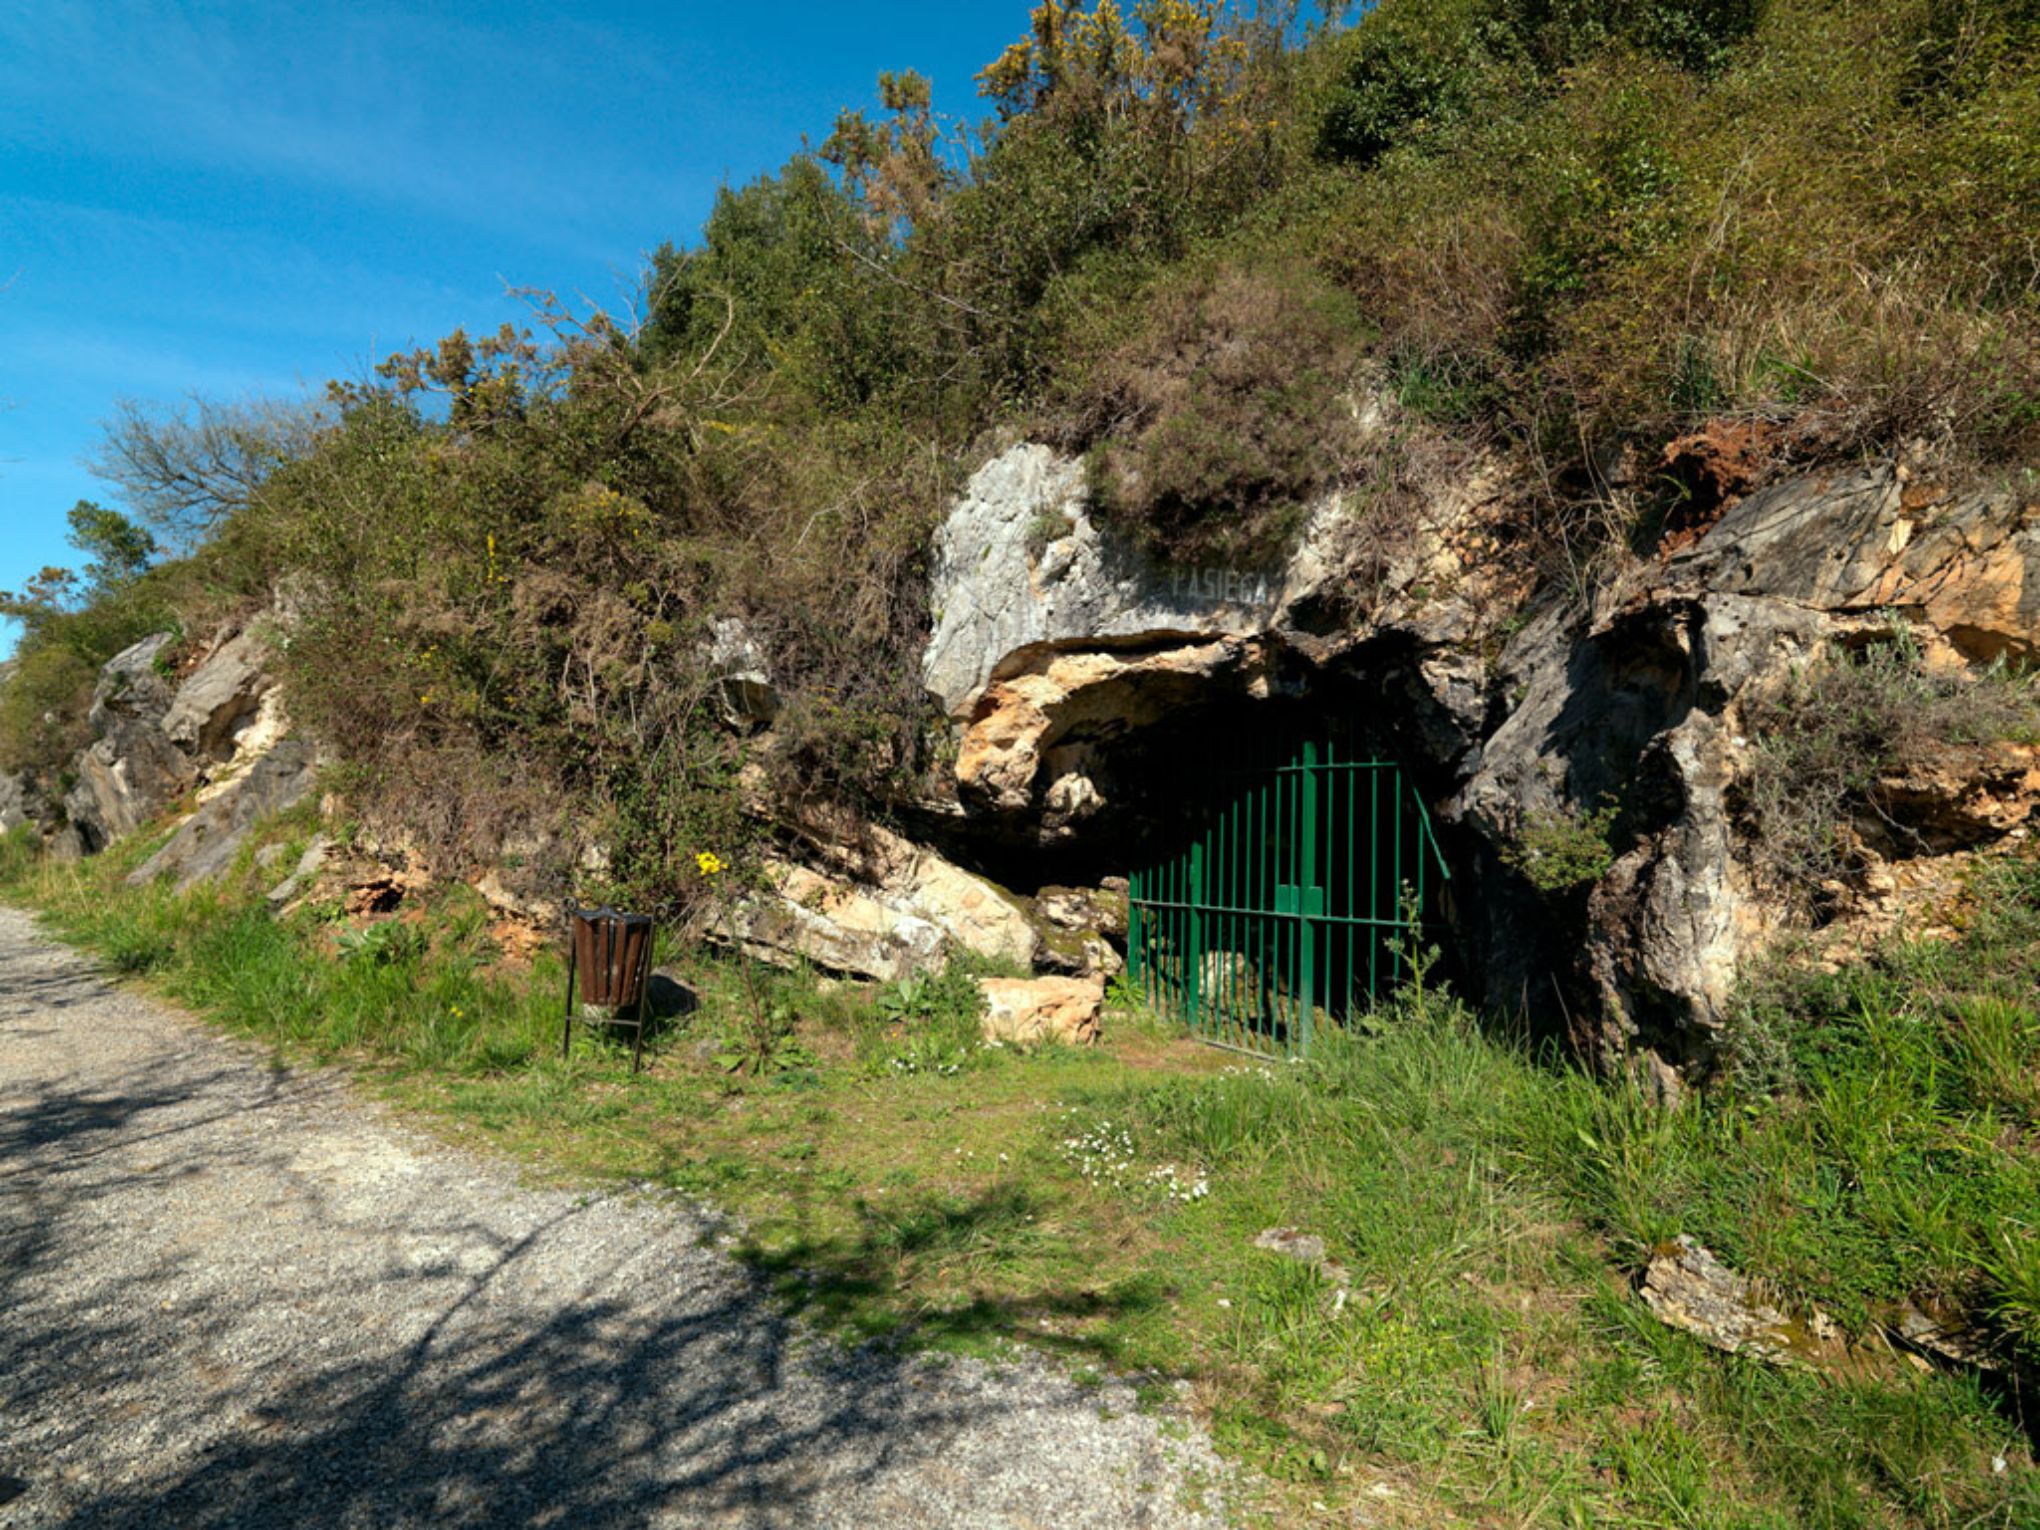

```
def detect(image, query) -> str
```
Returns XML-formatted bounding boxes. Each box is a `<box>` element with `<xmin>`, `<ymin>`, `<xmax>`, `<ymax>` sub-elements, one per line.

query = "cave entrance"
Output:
<box><xmin>1126</xmin><ymin>725</ymin><xmax>1450</xmax><ymax>1057</ymax></box>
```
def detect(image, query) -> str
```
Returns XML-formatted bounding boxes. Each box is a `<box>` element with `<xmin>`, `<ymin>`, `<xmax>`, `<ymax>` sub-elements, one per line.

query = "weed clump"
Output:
<box><xmin>1502</xmin><ymin>799</ymin><xmax>1621</xmax><ymax>894</ymax></box>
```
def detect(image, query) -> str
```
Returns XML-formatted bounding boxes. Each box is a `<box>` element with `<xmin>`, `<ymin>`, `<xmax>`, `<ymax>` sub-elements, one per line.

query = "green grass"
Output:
<box><xmin>5</xmin><ymin>830</ymin><xmax>2038</xmax><ymax>1526</ymax></box>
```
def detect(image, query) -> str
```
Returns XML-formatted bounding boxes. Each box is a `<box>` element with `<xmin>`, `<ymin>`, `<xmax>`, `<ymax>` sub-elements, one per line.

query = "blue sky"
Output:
<box><xmin>0</xmin><ymin>0</ymin><xmax>1031</xmax><ymax>654</ymax></box>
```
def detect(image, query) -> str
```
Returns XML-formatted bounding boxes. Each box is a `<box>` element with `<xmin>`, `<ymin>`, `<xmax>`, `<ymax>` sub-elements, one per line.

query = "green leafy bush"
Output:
<box><xmin>1503</xmin><ymin>798</ymin><xmax>1621</xmax><ymax>893</ymax></box>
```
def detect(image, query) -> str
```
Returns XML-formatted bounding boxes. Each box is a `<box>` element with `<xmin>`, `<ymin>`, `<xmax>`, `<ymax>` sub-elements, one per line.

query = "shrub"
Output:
<box><xmin>1503</xmin><ymin>798</ymin><xmax>1621</xmax><ymax>893</ymax></box>
<box><xmin>1737</xmin><ymin>624</ymin><xmax>2040</xmax><ymax>908</ymax></box>
<box><xmin>1061</xmin><ymin>260</ymin><xmax>1371</xmax><ymax>560</ymax></box>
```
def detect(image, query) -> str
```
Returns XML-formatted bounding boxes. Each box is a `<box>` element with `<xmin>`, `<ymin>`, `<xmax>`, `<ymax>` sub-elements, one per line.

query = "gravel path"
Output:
<box><xmin>0</xmin><ymin>906</ymin><xmax>1234</xmax><ymax>1528</ymax></box>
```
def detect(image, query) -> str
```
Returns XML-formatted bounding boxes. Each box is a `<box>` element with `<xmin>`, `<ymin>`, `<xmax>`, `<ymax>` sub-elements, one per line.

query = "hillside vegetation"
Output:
<box><xmin>6</xmin><ymin>4</ymin><xmax>2040</xmax><ymax>1523</ymax></box>
<box><xmin>7</xmin><ymin>0</ymin><xmax>2038</xmax><ymax>911</ymax></box>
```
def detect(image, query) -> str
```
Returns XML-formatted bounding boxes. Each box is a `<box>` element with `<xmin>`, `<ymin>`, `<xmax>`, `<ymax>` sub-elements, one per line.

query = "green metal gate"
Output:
<box><xmin>1126</xmin><ymin>735</ymin><xmax>1449</xmax><ymax>1056</ymax></box>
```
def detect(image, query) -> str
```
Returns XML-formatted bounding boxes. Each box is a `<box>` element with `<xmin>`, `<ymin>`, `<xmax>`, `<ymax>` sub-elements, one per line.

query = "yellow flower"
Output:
<box><xmin>695</xmin><ymin>851</ymin><xmax>725</xmax><ymax>878</ymax></box>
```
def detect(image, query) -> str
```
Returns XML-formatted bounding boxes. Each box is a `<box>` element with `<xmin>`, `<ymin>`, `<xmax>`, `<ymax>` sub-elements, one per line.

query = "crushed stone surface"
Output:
<box><xmin>0</xmin><ymin>906</ymin><xmax>1234</xmax><ymax>1528</ymax></box>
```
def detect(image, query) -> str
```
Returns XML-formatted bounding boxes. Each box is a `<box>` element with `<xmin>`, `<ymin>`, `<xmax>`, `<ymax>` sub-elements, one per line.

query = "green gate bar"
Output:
<box><xmin>1126</xmin><ymin>736</ymin><xmax>1450</xmax><ymax>1058</ymax></box>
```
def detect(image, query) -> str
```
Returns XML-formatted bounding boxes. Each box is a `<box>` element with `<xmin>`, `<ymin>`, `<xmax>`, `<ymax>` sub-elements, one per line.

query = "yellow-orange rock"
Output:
<box><xmin>978</xmin><ymin>975</ymin><xmax>1105</xmax><ymax>1047</ymax></box>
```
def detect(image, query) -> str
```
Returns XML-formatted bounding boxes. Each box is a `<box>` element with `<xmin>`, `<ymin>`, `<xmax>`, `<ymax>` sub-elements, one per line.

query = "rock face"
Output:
<box><xmin>924</xmin><ymin>443</ymin><xmax>1338</xmax><ymax>718</ymax></box>
<box><xmin>160</xmin><ymin>626</ymin><xmax>271</xmax><ymax>760</ymax></box>
<box><xmin>1665</xmin><ymin>468</ymin><xmax>2039</xmax><ymax>663</ymax></box>
<box><xmin>63</xmin><ymin>634</ymin><xmax>196</xmax><ymax>854</ymax></box>
<box><xmin>1457</xmin><ymin>594</ymin><xmax>1828</xmax><ymax>1075</ymax></box>
<box><xmin>901</xmin><ymin>441</ymin><xmax>2040</xmax><ymax>1079</ymax></box>
<box><xmin>979</xmin><ymin>975</ymin><xmax>1104</xmax><ymax>1047</ymax></box>
<box><xmin>932</xmin><ymin>440</ymin><xmax>1515</xmax><ymax>857</ymax></box>
<box><xmin>19</xmin><ymin>617</ymin><xmax>308</xmax><ymax>883</ymax></box>
<box><xmin>127</xmin><ymin>739</ymin><xmax>320</xmax><ymax>892</ymax></box>
<box><xmin>1455</xmin><ymin>468</ymin><xmax>2040</xmax><ymax>1076</ymax></box>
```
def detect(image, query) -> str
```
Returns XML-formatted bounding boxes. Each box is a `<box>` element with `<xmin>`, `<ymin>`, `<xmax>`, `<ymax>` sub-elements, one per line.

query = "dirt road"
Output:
<box><xmin>0</xmin><ymin>906</ymin><xmax>1229</xmax><ymax>1528</ymax></box>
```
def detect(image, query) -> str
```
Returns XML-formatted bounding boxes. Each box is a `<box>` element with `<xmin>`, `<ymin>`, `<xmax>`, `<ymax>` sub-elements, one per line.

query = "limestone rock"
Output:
<box><xmin>63</xmin><ymin>722</ymin><xmax>196</xmax><ymax>855</ymax></box>
<box><xmin>1640</xmin><ymin>1235</ymin><xmax>1842</xmax><ymax>1368</ymax></box>
<box><xmin>729</xmin><ymin>861</ymin><xmax>947</xmax><ymax>983</ymax></box>
<box><xmin>161</xmin><ymin>625</ymin><xmax>272</xmax><ymax>761</ymax></box>
<box><xmin>1031</xmin><ymin>880</ymin><xmax>1129</xmax><ymax>979</ymax></box>
<box><xmin>65</xmin><ymin>634</ymin><xmax>196</xmax><ymax>854</ymax></box>
<box><xmin>955</xmin><ymin>638</ymin><xmax>1287</xmax><ymax>821</ymax></box>
<box><xmin>266</xmin><ymin>835</ymin><xmax>332</xmax><ymax>909</ymax></box>
<box><xmin>923</xmin><ymin>443</ymin><xmax>1335</xmax><ymax>718</ymax></box>
<box><xmin>126</xmin><ymin>739</ymin><xmax>320</xmax><ymax>892</ymax></box>
<box><xmin>0</xmin><ymin>773</ymin><xmax>40</xmax><ymax>835</ymax></box>
<box><xmin>978</xmin><ymin>975</ymin><xmax>1104</xmax><ymax>1047</ymax></box>
<box><xmin>701</xmin><ymin>616</ymin><xmax>778</xmax><ymax>728</ymax></box>
<box><xmin>85</xmin><ymin>632</ymin><xmax>177</xmax><ymax>735</ymax></box>
<box><xmin>1458</xmin><ymin>593</ymin><xmax>1824</xmax><ymax>1071</ymax></box>
<box><xmin>775</xmin><ymin>807</ymin><xmax>1040</xmax><ymax>969</ymax></box>
<box><xmin>1036</xmin><ymin>881</ymin><xmax>1129</xmax><ymax>941</ymax></box>
<box><xmin>1667</xmin><ymin>469</ymin><xmax>2040</xmax><ymax>663</ymax></box>
<box><xmin>1890</xmin><ymin>1299</ymin><xmax>1999</xmax><ymax>1371</ymax></box>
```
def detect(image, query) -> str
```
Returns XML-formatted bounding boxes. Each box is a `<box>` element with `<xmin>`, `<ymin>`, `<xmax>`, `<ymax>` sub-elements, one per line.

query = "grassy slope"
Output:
<box><xmin>5</xmin><ymin>821</ymin><xmax>2037</xmax><ymax>1527</ymax></box>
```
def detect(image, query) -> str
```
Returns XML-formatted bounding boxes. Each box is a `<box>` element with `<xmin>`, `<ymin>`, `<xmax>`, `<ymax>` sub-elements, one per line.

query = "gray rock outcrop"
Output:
<box><xmin>127</xmin><ymin>739</ymin><xmax>320</xmax><ymax>892</ymax></box>
<box><xmin>0</xmin><ymin>773</ymin><xmax>37</xmax><ymax>835</ymax></box>
<box><xmin>63</xmin><ymin>633</ymin><xmax>195</xmax><ymax>854</ymax></box>
<box><xmin>21</xmin><ymin>617</ymin><xmax>307</xmax><ymax>880</ymax></box>
<box><xmin>901</xmin><ymin>440</ymin><xmax>2040</xmax><ymax>1079</ymax></box>
<box><xmin>923</xmin><ymin>443</ymin><xmax>1323</xmax><ymax>717</ymax></box>
<box><xmin>160</xmin><ymin>625</ymin><xmax>271</xmax><ymax>760</ymax></box>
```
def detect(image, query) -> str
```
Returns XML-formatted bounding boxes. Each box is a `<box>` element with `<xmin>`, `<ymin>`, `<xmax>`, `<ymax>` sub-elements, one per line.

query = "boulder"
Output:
<box><xmin>127</xmin><ymin>739</ymin><xmax>320</xmax><ymax>892</ymax></box>
<box><xmin>161</xmin><ymin>625</ymin><xmax>272</xmax><ymax>761</ymax></box>
<box><xmin>1032</xmin><ymin>882</ymin><xmax>1129</xmax><ymax>979</ymax></box>
<box><xmin>979</xmin><ymin>975</ymin><xmax>1104</xmax><ymax>1047</ymax></box>
<box><xmin>85</xmin><ymin>632</ymin><xmax>177</xmax><ymax>734</ymax></box>
<box><xmin>1036</xmin><ymin>880</ymin><xmax>1129</xmax><ymax>940</ymax></box>
<box><xmin>63</xmin><ymin>723</ymin><xmax>197</xmax><ymax>855</ymax></box>
<box><xmin>1640</xmin><ymin>1235</ymin><xmax>1845</xmax><ymax>1369</ymax></box>
<box><xmin>728</xmin><ymin>861</ymin><xmax>947</xmax><ymax>983</ymax></box>
<box><xmin>775</xmin><ymin>807</ymin><xmax>1041</xmax><ymax>969</ymax></box>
